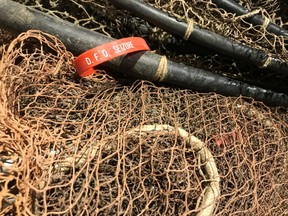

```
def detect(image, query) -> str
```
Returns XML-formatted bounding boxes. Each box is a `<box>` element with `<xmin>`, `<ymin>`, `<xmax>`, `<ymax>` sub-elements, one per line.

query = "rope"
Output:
<box><xmin>183</xmin><ymin>18</ymin><xmax>194</xmax><ymax>40</ymax></box>
<box><xmin>154</xmin><ymin>55</ymin><xmax>168</xmax><ymax>82</ymax></box>
<box><xmin>262</xmin><ymin>16</ymin><xmax>270</xmax><ymax>30</ymax></box>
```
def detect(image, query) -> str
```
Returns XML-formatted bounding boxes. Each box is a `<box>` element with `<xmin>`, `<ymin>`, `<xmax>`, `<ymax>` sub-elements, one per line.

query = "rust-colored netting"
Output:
<box><xmin>0</xmin><ymin>31</ymin><xmax>287</xmax><ymax>215</ymax></box>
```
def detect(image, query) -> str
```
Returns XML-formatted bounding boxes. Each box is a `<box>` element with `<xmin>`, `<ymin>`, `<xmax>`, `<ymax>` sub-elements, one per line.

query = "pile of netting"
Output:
<box><xmin>0</xmin><ymin>30</ymin><xmax>287</xmax><ymax>215</ymax></box>
<box><xmin>1</xmin><ymin>0</ymin><xmax>288</xmax><ymax>215</ymax></box>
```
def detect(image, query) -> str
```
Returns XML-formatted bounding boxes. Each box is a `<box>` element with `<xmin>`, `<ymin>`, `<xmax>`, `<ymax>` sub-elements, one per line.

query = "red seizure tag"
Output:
<box><xmin>74</xmin><ymin>37</ymin><xmax>150</xmax><ymax>77</ymax></box>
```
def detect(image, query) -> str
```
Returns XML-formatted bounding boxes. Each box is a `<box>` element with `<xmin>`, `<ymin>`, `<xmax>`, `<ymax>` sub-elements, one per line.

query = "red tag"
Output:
<box><xmin>74</xmin><ymin>37</ymin><xmax>150</xmax><ymax>77</ymax></box>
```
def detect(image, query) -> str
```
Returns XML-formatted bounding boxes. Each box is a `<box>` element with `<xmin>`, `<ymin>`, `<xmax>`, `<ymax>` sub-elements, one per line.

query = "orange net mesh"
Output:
<box><xmin>0</xmin><ymin>30</ymin><xmax>287</xmax><ymax>215</ymax></box>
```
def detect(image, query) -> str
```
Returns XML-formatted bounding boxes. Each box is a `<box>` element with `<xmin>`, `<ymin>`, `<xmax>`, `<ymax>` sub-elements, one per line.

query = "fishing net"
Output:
<box><xmin>0</xmin><ymin>0</ymin><xmax>288</xmax><ymax>215</ymax></box>
<box><xmin>0</xmin><ymin>30</ymin><xmax>287</xmax><ymax>215</ymax></box>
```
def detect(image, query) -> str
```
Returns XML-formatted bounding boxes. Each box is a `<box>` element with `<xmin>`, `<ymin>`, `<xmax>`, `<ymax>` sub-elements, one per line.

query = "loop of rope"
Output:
<box><xmin>154</xmin><ymin>56</ymin><xmax>168</xmax><ymax>82</ymax></box>
<box><xmin>129</xmin><ymin>124</ymin><xmax>220</xmax><ymax>216</ymax></box>
<box><xmin>183</xmin><ymin>19</ymin><xmax>194</xmax><ymax>40</ymax></box>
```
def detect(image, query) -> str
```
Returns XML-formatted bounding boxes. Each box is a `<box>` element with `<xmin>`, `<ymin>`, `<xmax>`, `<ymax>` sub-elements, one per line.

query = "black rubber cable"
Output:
<box><xmin>0</xmin><ymin>0</ymin><xmax>287</xmax><ymax>107</ymax></box>
<box><xmin>212</xmin><ymin>0</ymin><xmax>288</xmax><ymax>37</ymax></box>
<box><xmin>108</xmin><ymin>0</ymin><xmax>288</xmax><ymax>75</ymax></box>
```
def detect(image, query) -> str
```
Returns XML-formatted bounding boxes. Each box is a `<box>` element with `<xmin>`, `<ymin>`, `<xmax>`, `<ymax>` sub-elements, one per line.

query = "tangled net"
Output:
<box><xmin>0</xmin><ymin>30</ymin><xmax>287</xmax><ymax>215</ymax></box>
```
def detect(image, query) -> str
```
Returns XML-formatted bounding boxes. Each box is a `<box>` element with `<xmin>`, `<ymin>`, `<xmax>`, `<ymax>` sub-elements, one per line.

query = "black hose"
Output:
<box><xmin>212</xmin><ymin>0</ymin><xmax>288</xmax><ymax>37</ymax></box>
<box><xmin>108</xmin><ymin>0</ymin><xmax>288</xmax><ymax>76</ymax></box>
<box><xmin>0</xmin><ymin>0</ymin><xmax>287</xmax><ymax>107</ymax></box>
